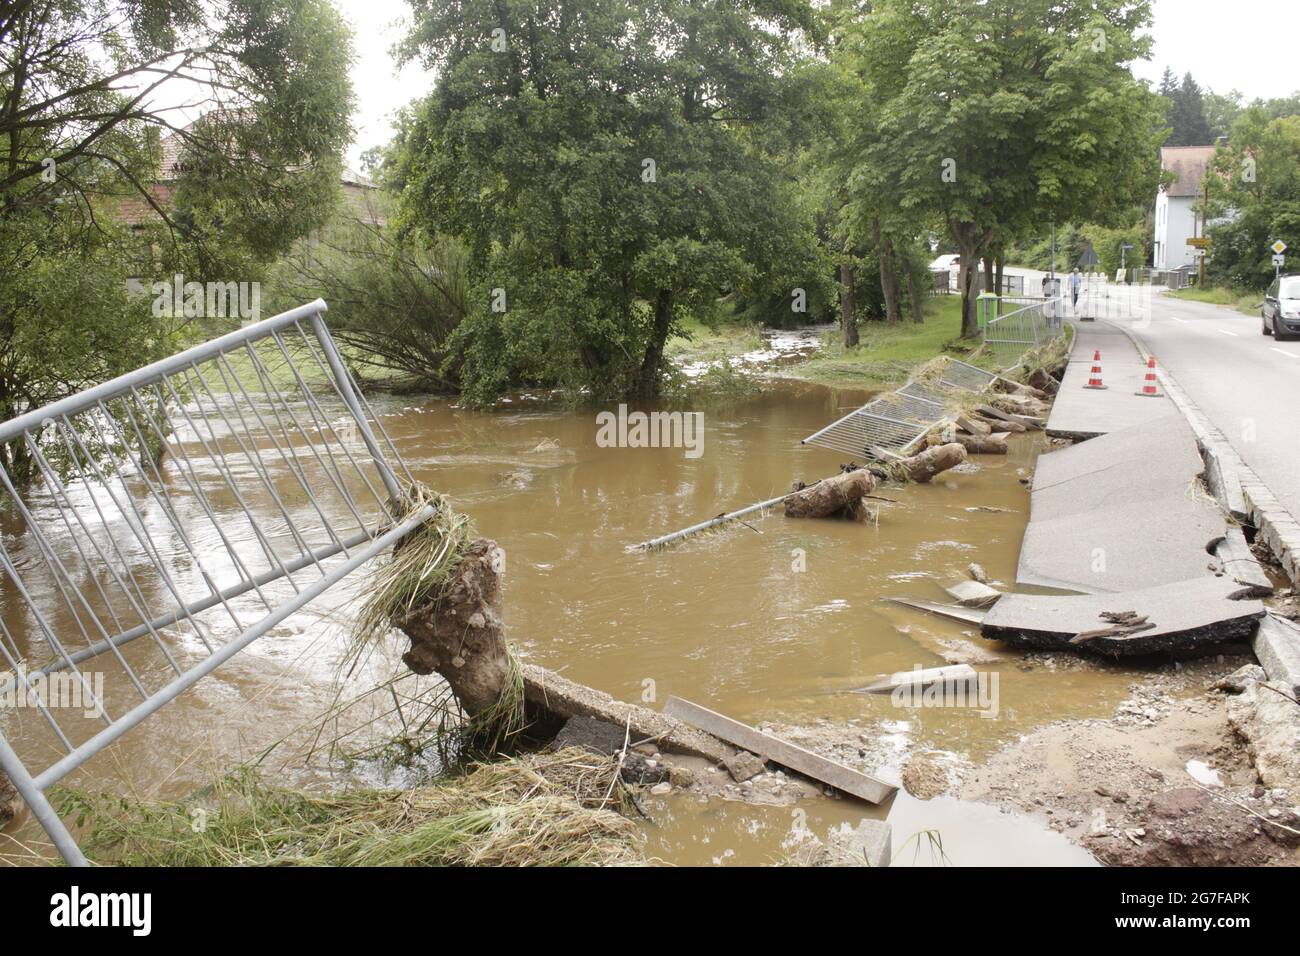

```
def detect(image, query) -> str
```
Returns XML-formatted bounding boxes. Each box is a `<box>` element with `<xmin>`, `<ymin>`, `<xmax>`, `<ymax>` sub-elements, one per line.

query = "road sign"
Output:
<box><xmin>1274</xmin><ymin>253</ymin><xmax>1286</xmax><ymax>268</ymax></box>
<box><xmin>1187</xmin><ymin>236</ymin><xmax>1209</xmax><ymax>249</ymax></box>
<box><xmin>1272</xmin><ymin>240</ymin><xmax>1288</xmax><ymax>255</ymax></box>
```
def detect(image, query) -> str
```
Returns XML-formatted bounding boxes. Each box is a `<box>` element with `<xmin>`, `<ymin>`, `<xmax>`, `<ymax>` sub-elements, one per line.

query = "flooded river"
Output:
<box><xmin>2</xmin><ymin>375</ymin><xmax>1132</xmax><ymax>865</ymax></box>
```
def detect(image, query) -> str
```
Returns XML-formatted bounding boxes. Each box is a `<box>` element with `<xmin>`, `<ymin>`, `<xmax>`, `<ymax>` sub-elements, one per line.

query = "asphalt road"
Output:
<box><xmin>1111</xmin><ymin>288</ymin><xmax>1300</xmax><ymax>524</ymax></box>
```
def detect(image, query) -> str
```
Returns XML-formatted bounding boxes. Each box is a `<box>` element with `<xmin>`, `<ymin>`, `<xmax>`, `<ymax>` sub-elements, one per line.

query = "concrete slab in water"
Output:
<box><xmin>1046</xmin><ymin>323</ymin><xmax>1172</xmax><ymax>440</ymax></box>
<box><xmin>1214</xmin><ymin>527</ymin><xmax>1273</xmax><ymax>597</ymax></box>
<box><xmin>1018</xmin><ymin>413</ymin><xmax>1225</xmax><ymax>593</ymax></box>
<box><xmin>982</xmin><ymin>577</ymin><xmax>1264</xmax><ymax>656</ymax></box>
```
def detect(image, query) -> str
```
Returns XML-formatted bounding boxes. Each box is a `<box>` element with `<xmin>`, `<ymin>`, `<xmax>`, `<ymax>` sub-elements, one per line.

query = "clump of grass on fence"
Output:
<box><xmin>58</xmin><ymin>748</ymin><xmax>645</xmax><ymax>867</ymax></box>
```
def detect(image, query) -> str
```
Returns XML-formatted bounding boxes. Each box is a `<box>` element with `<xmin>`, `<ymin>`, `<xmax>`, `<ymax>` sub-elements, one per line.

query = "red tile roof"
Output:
<box><xmin>1160</xmin><ymin>145</ymin><xmax>1217</xmax><ymax>199</ymax></box>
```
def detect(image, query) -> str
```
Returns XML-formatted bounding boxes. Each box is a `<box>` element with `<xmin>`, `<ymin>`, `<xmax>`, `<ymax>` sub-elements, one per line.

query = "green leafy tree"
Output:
<box><xmin>838</xmin><ymin>0</ymin><xmax>1164</xmax><ymax>336</ymax></box>
<box><xmin>1</xmin><ymin>0</ymin><xmax>354</xmax><ymax>483</ymax></box>
<box><xmin>1206</xmin><ymin>109</ymin><xmax>1300</xmax><ymax>289</ymax></box>
<box><xmin>393</xmin><ymin>0</ymin><xmax>824</xmax><ymax>402</ymax></box>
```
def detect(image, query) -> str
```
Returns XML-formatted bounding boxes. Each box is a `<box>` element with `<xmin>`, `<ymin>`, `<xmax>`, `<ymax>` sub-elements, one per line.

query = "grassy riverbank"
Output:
<box><xmin>668</xmin><ymin>296</ymin><xmax>988</xmax><ymax>391</ymax></box>
<box><xmin>1167</xmin><ymin>285</ymin><xmax>1263</xmax><ymax>317</ymax></box>
<box><xmin>789</xmin><ymin>297</ymin><xmax>983</xmax><ymax>387</ymax></box>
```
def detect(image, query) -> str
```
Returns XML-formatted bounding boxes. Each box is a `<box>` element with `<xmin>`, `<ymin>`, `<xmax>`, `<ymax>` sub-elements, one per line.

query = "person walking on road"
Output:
<box><xmin>1069</xmin><ymin>268</ymin><xmax>1082</xmax><ymax>310</ymax></box>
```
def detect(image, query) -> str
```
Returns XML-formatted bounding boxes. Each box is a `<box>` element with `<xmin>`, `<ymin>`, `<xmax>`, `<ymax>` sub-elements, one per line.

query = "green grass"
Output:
<box><xmin>789</xmin><ymin>296</ymin><xmax>984</xmax><ymax>388</ymax></box>
<box><xmin>1168</xmin><ymin>285</ymin><xmax>1264</xmax><ymax>317</ymax></box>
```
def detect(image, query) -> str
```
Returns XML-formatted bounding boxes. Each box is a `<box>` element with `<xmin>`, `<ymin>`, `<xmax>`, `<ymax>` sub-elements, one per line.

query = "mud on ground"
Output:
<box><xmin>961</xmin><ymin>653</ymin><xmax>1300</xmax><ymax>866</ymax></box>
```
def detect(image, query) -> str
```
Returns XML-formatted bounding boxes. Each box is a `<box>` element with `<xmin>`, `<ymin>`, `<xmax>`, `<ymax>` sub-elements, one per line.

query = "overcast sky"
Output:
<box><xmin>338</xmin><ymin>0</ymin><xmax>1300</xmax><ymax>166</ymax></box>
<box><xmin>1134</xmin><ymin>0</ymin><xmax>1299</xmax><ymax>100</ymax></box>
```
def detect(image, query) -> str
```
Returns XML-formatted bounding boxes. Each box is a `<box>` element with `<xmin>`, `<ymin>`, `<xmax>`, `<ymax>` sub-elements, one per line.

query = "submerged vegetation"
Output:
<box><xmin>60</xmin><ymin>749</ymin><xmax>645</xmax><ymax>867</ymax></box>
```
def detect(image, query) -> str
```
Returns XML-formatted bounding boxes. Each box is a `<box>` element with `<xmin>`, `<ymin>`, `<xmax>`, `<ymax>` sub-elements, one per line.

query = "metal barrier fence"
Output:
<box><xmin>982</xmin><ymin>296</ymin><xmax>1068</xmax><ymax>368</ymax></box>
<box><xmin>801</xmin><ymin>358</ymin><xmax>998</xmax><ymax>459</ymax></box>
<box><xmin>0</xmin><ymin>299</ymin><xmax>432</xmax><ymax>865</ymax></box>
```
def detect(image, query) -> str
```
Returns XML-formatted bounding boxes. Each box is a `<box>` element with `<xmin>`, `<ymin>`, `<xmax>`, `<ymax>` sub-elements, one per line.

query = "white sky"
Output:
<box><xmin>337</xmin><ymin>0</ymin><xmax>1300</xmax><ymax>166</ymax></box>
<box><xmin>1134</xmin><ymin>0</ymin><xmax>1300</xmax><ymax>100</ymax></box>
<box><xmin>339</xmin><ymin>0</ymin><xmax>434</xmax><ymax>167</ymax></box>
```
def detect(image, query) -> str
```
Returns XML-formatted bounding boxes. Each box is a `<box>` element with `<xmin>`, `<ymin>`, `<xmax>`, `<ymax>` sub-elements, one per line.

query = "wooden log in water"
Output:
<box><xmin>955</xmin><ymin>432</ymin><xmax>1010</xmax><ymax>455</ymax></box>
<box><xmin>782</xmin><ymin>468</ymin><xmax>876</xmax><ymax>520</ymax></box>
<box><xmin>893</xmin><ymin>441</ymin><xmax>967</xmax><ymax>483</ymax></box>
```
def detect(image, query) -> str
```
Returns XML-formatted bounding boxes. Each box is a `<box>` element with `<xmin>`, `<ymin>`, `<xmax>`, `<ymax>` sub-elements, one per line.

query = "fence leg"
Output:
<box><xmin>0</xmin><ymin>733</ymin><xmax>88</xmax><ymax>866</ymax></box>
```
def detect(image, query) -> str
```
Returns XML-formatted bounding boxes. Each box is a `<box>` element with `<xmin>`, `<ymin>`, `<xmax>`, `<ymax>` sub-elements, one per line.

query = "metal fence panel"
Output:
<box><xmin>0</xmin><ymin>299</ymin><xmax>430</xmax><ymax>865</ymax></box>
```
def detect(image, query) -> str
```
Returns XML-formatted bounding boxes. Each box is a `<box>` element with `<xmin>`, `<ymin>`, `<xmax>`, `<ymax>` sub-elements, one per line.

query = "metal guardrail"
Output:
<box><xmin>0</xmin><ymin>299</ymin><xmax>432</xmax><ymax>865</ymax></box>
<box><xmin>801</xmin><ymin>358</ymin><xmax>998</xmax><ymax>459</ymax></box>
<box><xmin>982</xmin><ymin>296</ymin><xmax>1069</xmax><ymax>367</ymax></box>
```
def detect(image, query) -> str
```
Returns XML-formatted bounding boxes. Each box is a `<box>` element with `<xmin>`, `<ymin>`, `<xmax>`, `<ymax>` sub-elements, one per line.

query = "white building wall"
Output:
<box><xmin>1154</xmin><ymin>192</ymin><xmax>1200</xmax><ymax>271</ymax></box>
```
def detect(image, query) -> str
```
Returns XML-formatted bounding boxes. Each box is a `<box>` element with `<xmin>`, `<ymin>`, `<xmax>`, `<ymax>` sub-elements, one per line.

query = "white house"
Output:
<box><xmin>1153</xmin><ymin>145</ymin><xmax>1216</xmax><ymax>271</ymax></box>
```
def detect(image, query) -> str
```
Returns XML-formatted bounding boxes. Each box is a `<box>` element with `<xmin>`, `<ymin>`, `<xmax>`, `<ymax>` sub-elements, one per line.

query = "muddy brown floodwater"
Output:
<box><xmin>3</xmin><ymin>376</ymin><xmax>1147</xmax><ymax>865</ymax></box>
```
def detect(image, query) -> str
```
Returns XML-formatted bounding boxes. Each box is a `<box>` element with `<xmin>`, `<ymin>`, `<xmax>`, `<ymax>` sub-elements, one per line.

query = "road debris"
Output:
<box><xmin>662</xmin><ymin>696</ymin><xmax>897</xmax><ymax>804</ymax></box>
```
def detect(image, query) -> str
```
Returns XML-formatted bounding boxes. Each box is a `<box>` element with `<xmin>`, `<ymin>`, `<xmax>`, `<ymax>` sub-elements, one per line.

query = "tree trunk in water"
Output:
<box><xmin>783</xmin><ymin>469</ymin><xmax>876</xmax><ymax>521</ymax></box>
<box><xmin>883</xmin><ymin>442</ymin><xmax>967</xmax><ymax>483</ymax></box>
<box><xmin>905</xmin><ymin>269</ymin><xmax>925</xmax><ymax>323</ymax></box>
<box><xmin>840</xmin><ymin>260</ymin><xmax>859</xmax><ymax>347</ymax></box>
<box><xmin>636</xmin><ymin>288</ymin><xmax>673</xmax><ymax>399</ymax></box>
<box><xmin>876</xmin><ymin>224</ymin><xmax>901</xmax><ymax>324</ymax></box>
<box><xmin>955</xmin><ymin>432</ymin><xmax>1010</xmax><ymax>455</ymax></box>
<box><xmin>395</xmin><ymin>538</ymin><xmax>513</xmax><ymax>716</ymax></box>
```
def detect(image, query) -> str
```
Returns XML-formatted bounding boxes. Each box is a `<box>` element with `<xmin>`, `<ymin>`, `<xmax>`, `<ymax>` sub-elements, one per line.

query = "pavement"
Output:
<box><xmin>1018</xmin><ymin>411</ymin><xmax>1226</xmax><ymax>593</ymax></box>
<box><xmin>982</xmin><ymin>576</ymin><xmax>1264</xmax><ymax>655</ymax></box>
<box><xmin>1114</xmin><ymin>288</ymin><xmax>1300</xmax><ymax>529</ymax></box>
<box><xmin>1045</xmin><ymin>323</ymin><xmax>1173</xmax><ymax>440</ymax></box>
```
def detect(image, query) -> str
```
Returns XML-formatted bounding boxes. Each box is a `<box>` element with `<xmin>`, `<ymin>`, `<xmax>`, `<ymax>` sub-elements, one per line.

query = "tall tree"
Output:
<box><xmin>393</xmin><ymin>0</ymin><xmax>824</xmax><ymax>402</ymax></box>
<box><xmin>1166</xmin><ymin>72</ymin><xmax>1213</xmax><ymax>146</ymax></box>
<box><xmin>1205</xmin><ymin>109</ymin><xmax>1300</xmax><ymax>289</ymax></box>
<box><xmin>1</xmin><ymin>0</ymin><xmax>354</xmax><ymax>483</ymax></box>
<box><xmin>839</xmin><ymin>0</ymin><xmax>1164</xmax><ymax>337</ymax></box>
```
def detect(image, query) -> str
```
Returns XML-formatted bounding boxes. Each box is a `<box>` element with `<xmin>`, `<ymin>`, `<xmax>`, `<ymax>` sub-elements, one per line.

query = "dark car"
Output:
<box><xmin>1262</xmin><ymin>274</ymin><xmax>1300</xmax><ymax>339</ymax></box>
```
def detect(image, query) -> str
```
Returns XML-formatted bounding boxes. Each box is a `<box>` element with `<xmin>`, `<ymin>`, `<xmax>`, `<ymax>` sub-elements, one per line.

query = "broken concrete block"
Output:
<box><xmin>945</xmin><ymin>579</ymin><xmax>1002</xmax><ymax>608</ymax></box>
<box><xmin>981</xmin><ymin>577</ymin><xmax>1265</xmax><ymax>656</ymax></box>
<box><xmin>664</xmin><ymin>696</ymin><xmax>897</xmax><ymax>804</ymax></box>
<box><xmin>857</xmin><ymin>663</ymin><xmax>979</xmax><ymax>695</ymax></box>
<box><xmin>1215</xmin><ymin>527</ymin><xmax>1273</xmax><ymax>598</ymax></box>
<box><xmin>549</xmin><ymin>715</ymin><xmax>669</xmax><ymax>785</ymax></box>
<box><xmin>955</xmin><ymin>413</ymin><xmax>992</xmax><ymax>437</ymax></box>
<box><xmin>887</xmin><ymin>596</ymin><xmax>988</xmax><ymax>626</ymax></box>
<box><xmin>1252</xmin><ymin>613</ymin><xmax>1300</xmax><ymax>699</ymax></box>
<box><xmin>1227</xmin><ymin>679</ymin><xmax>1300</xmax><ymax>794</ymax></box>
<box><xmin>1213</xmin><ymin>663</ymin><xmax>1267</xmax><ymax>694</ymax></box>
<box><xmin>550</xmin><ymin>715</ymin><xmax>628</xmax><ymax>756</ymax></box>
<box><xmin>815</xmin><ymin>819</ymin><xmax>892</xmax><ymax>867</ymax></box>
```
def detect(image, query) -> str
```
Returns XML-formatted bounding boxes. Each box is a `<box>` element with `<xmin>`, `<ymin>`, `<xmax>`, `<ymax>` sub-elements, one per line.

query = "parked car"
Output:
<box><xmin>1262</xmin><ymin>274</ymin><xmax>1300</xmax><ymax>339</ymax></box>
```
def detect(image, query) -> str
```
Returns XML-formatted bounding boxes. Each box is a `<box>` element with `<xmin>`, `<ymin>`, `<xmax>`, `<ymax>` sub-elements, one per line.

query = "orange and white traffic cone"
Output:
<box><xmin>1135</xmin><ymin>355</ymin><xmax>1161</xmax><ymax>397</ymax></box>
<box><xmin>1083</xmin><ymin>350</ymin><xmax>1107</xmax><ymax>390</ymax></box>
